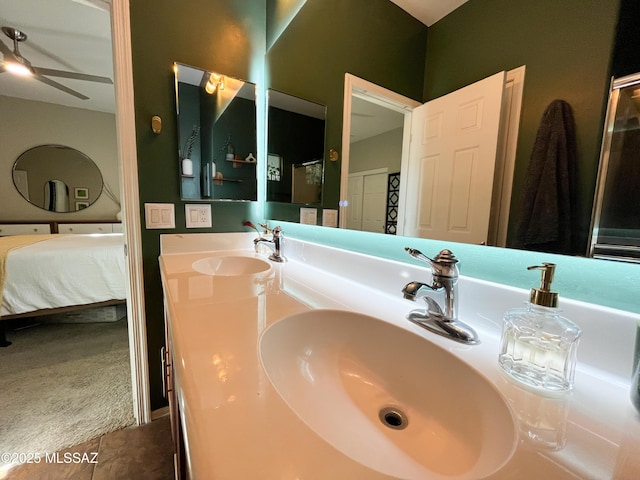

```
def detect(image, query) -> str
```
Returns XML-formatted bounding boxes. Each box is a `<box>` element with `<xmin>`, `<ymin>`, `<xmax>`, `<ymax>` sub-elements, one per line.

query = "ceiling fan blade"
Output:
<box><xmin>33</xmin><ymin>73</ymin><xmax>89</xmax><ymax>100</ymax></box>
<box><xmin>33</xmin><ymin>66</ymin><xmax>113</xmax><ymax>84</ymax></box>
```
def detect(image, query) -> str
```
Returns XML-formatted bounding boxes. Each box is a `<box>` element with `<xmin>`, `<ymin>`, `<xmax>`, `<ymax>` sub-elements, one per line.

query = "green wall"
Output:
<box><xmin>266</xmin><ymin>0</ymin><xmax>428</xmax><ymax>214</ymax></box>
<box><xmin>129</xmin><ymin>0</ymin><xmax>265</xmax><ymax>410</ymax></box>
<box><xmin>423</xmin><ymin>0</ymin><xmax>620</xmax><ymax>255</ymax></box>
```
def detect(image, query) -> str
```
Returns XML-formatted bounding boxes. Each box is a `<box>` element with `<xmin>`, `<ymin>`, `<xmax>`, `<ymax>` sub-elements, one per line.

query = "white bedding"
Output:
<box><xmin>1</xmin><ymin>233</ymin><xmax>126</xmax><ymax>316</ymax></box>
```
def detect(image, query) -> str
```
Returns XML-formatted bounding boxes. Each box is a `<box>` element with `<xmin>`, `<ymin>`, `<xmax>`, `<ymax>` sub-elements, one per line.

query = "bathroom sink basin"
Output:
<box><xmin>192</xmin><ymin>255</ymin><xmax>271</xmax><ymax>276</ymax></box>
<box><xmin>259</xmin><ymin>310</ymin><xmax>516</xmax><ymax>480</ymax></box>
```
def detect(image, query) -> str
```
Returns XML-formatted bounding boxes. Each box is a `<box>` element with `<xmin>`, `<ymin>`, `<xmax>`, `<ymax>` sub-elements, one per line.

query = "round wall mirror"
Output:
<box><xmin>12</xmin><ymin>144</ymin><xmax>103</xmax><ymax>213</ymax></box>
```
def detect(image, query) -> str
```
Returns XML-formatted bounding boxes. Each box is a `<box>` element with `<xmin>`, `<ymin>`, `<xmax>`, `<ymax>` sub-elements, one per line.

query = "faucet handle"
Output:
<box><xmin>405</xmin><ymin>247</ymin><xmax>433</xmax><ymax>264</ymax></box>
<box><xmin>258</xmin><ymin>222</ymin><xmax>271</xmax><ymax>234</ymax></box>
<box><xmin>405</xmin><ymin>247</ymin><xmax>459</xmax><ymax>278</ymax></box>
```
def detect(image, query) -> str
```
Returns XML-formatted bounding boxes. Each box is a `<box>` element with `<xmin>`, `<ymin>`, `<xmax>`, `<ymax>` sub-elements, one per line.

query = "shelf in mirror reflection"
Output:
<box><xmin>174</xmin><ymin>62</ymin><xmax>257</xmax><ymax>202</ymax></box>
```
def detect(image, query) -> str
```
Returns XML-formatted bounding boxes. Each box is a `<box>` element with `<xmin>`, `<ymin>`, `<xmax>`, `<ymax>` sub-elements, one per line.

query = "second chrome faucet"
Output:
<box><xmin>402</xmin><ymin>247</ymin><xmax>479</xmax><ymax>345</ymax></box>
<box><xmin>254</xmin><ymin>224</ymin><xmax>286</xmax><ymax>263</ymax></box>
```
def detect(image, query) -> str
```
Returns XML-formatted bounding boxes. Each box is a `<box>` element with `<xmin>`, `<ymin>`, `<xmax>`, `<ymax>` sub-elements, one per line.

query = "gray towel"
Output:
<box><xmin>514</xmin><ymin>99</ymin><xmax>576</xmax><ymax>253</ymax></box>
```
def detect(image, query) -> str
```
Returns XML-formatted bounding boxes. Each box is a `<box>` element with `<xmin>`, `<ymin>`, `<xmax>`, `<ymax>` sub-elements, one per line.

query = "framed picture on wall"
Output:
<box><xmin>267</xmin><ymin>154</ymin><xmax>282</xmax><ymax>181</ymax></box>
<box><xmin>74</xmin><ymin>187</ymin><xmax>89</xmax><ymax>200</ymax></box>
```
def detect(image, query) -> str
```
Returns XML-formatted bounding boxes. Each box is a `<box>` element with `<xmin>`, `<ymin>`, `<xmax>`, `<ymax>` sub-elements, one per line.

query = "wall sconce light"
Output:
<box><xmin>205</xmin><ymin>74</ymin><xmax>226</xmax><ymax>94</ymax></box>
<box><xmin>205</xmin><ymin>73</ymin><xmax>217</xmax><ymax>94</ymax></box>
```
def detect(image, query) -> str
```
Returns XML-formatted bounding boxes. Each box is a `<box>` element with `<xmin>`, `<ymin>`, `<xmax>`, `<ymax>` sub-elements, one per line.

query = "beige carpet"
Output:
<box><xmin>0</xmin><ymin>317</ymin><xmax>135</xmax><ymax>462</ymax></box>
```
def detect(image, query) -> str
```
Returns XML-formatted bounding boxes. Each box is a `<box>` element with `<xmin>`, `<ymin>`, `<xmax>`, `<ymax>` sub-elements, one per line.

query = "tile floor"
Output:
<box><xmin>4</xmin><ymin>416</ymin><xmax>174</xmax><ymax>480</ymax></box>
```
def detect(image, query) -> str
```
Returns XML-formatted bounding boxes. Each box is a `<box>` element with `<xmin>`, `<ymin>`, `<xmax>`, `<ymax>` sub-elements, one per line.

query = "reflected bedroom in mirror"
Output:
<box><xmin>266</xmin><ymin>89</ymin><xmax>326</xmax><ymax>207</ymax></box>
<box><xmin>12</xmin><ymin>144</ymin><xmax>104</xmax><ymax>213</ymax></box>
<box><xmin>174</xmin><ymin>62</ymin><xmax>257</xmax><ymax>201</ymax></box>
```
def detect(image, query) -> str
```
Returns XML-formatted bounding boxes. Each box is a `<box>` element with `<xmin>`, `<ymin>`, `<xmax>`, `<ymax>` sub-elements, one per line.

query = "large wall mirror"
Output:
<box><xmin>12</xmin><ymin>144</ymin><xmax>103</xmax><ymax>213</ymax></box>
<box><xmin>266</xmin><ymin>89</ymin><xmax>326</xmax><ymax>205</ymax></box>
<box><xmin>174</xmin><ymin>62</ymin><xmax>257</xmax><ymax>201</ymax></box>
<box><xmin>264</xmin><ymin>1</ymin><xmax>628</xmax><ymax>258</ymax></box>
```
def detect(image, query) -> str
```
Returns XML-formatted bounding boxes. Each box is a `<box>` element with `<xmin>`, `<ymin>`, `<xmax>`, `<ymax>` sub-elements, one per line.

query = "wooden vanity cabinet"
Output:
<box><xmin>163</xmin><ymin>307</ymin><xmax>188</xmax><ymax>480</ymax></box>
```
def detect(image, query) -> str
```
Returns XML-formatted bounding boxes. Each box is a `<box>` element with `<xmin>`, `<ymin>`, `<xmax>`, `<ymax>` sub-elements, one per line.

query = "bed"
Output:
<box><xmin>0</xmin><ymin>233</ymin><xmax>126</xmax><ymax>322</ymax></box>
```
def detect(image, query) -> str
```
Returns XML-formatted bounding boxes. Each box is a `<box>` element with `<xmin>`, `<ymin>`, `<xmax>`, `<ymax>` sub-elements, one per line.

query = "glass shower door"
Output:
<box><xmin>589</xmin><ymin>72</ymin><xmax>640</xmax><ymax>262</ymax></box>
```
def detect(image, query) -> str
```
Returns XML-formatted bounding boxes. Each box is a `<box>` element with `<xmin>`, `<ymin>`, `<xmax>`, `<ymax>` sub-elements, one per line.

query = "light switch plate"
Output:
<box><xmin>300</xmin><ymin>207</ymin><xmax>318</xmax><ymax>225</ymax></box>
<box><xmin>144</xmin><ymin>203</ymin><xmax>175</xmax><ymax>229</ymax></box>
<box><xmin>185</xmin><ymin>204</ymin><xmax>212</xmax><ymax>228</ymax></box>
<box><xmin>322</xmin><ymin>209</ymin><xmax>338</xmax><ymax>227</ymax></box>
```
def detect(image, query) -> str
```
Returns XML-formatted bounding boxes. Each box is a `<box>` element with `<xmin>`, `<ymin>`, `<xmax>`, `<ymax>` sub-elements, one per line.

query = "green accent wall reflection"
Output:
<box><xmin>424</xmin><ymin>0</ymin><xmax>620</xmax><ymax>255</ymax></box>
<box><xmin>266</xmin><ymin>0</ymin><xmax>427</xmax><ymax>213</ymax></box>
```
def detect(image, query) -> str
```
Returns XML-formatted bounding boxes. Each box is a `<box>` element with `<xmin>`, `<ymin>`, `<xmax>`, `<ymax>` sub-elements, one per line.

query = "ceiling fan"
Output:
<box><xmin>0</xmin><ymin>25</ymin><xmax>112</xmax><ymax>100</ymax></box>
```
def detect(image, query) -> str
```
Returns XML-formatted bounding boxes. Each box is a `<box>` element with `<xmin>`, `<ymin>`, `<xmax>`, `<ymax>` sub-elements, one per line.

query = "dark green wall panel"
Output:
<box><xmin>129</xmin><ymin>0</ymin><xmax>265</xmax><ymax>410</ymax></box>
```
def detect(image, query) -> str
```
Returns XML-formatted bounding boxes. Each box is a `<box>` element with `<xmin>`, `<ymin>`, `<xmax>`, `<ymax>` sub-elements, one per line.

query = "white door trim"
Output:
<box><xmin>488</xmin><ymin>65</ymin><xmax>526</xmax><ymax>246</ymax></box>
<box><xmin>340</xmin><ymin>74</ymin><xmax>420</xmax><ymax>229</ymax></box>
<box><xmin>110</xmin><ymin>0</ymin><xmax>151</xmax><ymax>424</ymax></box>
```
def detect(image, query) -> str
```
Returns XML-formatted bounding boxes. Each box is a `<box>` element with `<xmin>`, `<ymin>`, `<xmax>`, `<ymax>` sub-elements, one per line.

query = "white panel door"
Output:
<box><xmin>347</xmin><ymin>176</ymin><xmax>364</xmax><ymax>230</ymax></box>
<box><xmin>361</xmin><ymin>173</ymin><xmax>388</xmax><ymax>233</ymax></box>
<box><xmin>402</xmin><ymin>71</ymin><xmax>506</xmax><ymax>244</ymax></box>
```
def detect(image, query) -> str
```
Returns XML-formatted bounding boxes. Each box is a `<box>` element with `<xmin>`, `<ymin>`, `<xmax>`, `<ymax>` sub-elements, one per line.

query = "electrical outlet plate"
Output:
<box><xmin>185</xmin><ymin>204</ymin><xmax>212</xmax><ymax>228</ymax></box>
<box><xmin>144</xmin><ymin>203</ymin><xmax>175</xmax><ymax>229</ymax></box>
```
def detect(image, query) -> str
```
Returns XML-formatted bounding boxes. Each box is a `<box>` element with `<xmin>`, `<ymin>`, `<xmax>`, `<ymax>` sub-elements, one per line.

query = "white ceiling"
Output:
<box><xmin>389</xmin><ymin>0</ymin><xmax>468</xmax><ymax>26</ymax></box>
<box><xmin>0</xmin><ymin>0</ymin><xmax>465</xmax><ymax>115</ymax></box>
<box><xmin>350</xmin><ymin>96</ymin><xmax>405</xmax><ymax>144</ymax></box>
<box><xmin>0</xmin><ymin>0</ymin><xmax>114</xmax><ymax>113</ymax></box>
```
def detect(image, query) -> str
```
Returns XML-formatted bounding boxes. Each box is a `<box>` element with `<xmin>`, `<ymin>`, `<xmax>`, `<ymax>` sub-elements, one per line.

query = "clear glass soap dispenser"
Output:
<box><xmin>498</xmin><ymin>263</ymin><xmax>581</xmax><ymax>394</ymax></box>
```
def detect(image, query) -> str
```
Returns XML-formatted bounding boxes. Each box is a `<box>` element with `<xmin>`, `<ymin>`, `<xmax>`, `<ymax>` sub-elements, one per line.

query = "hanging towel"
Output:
<box><xmin>513</xmin><ymin>99</ymin><xmax>577</xmax><ymax>254</ymax></box>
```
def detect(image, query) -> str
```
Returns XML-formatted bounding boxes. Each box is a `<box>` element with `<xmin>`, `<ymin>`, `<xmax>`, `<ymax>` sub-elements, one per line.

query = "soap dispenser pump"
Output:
<box><xmin>498</xmin><ymin>263</ymin><xmax>581</xmax><ymax>394</ymax></box>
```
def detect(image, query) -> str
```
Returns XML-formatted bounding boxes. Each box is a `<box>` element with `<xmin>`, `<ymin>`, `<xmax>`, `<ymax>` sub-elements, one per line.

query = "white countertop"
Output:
<box><xmin>160</xmin><ymin>233</ymin><xmax>640</xmax><ymax>479</ymax></box>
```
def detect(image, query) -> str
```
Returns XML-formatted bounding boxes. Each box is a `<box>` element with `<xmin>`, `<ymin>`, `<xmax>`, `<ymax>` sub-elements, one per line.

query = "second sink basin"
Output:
<box><xmin>192</xmin><ymin>255</ymin><xmax>271</xmax><ymax>276</ymax></box>
<box><xmin>259</xmin><ymin>309</ymin><xmax>516</xmax><ymax>479</ymax></box>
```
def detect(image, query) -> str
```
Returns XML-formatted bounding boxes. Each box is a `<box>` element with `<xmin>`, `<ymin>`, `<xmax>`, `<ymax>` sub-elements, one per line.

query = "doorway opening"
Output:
<box><xmin>340</xmin><ymin>67</ymin><xmax>525</xmax><ymax>246</ymax></box>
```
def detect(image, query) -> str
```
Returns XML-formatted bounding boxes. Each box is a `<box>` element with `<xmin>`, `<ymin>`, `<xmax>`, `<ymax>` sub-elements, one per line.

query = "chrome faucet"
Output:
<box><xmin>402</xmin><ymin>247</ymin><xmax>479</xmax><ymax>345</ymax></box>
<box><xmin>253</xmin><ymin>224</ymin><xmax>286</xmax><ymax>263</ymax></box>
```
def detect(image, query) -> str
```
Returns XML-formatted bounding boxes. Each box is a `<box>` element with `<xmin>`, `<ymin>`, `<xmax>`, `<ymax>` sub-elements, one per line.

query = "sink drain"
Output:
<box><xmin>379</xmin><ymin>406</ymin><xmax>408</xmax><ymax>430</ymax></box>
